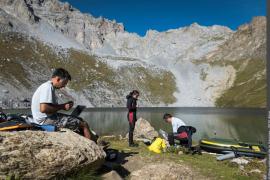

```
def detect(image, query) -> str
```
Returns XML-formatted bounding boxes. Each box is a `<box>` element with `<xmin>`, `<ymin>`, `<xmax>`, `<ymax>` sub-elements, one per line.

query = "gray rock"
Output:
<box><xmin>230</xmin><ymin>157</ymin><xmax>249</xmax><ymax>165</ymax></box>
<box><xmin>2</xmin><ymin>89</ymin><xmax>9</xmax><ymax>93</ymax></box>
<box><xmin>0</xmin><ymin>129</ymin><xmax>106</xmax><ymax>179</ymax></box>
<box><xmin>250</xmin><ymin>169</ymin><xmax>262</xmax><ymax>174</ymax></box>
<box><xmin>259</xmin><ymin>158</ymin><xmax>267</xmax><ymax>164</ymax></box>
<box><xmin>126</xmin><ymin>118</ymin><xmax>158</xmax><ymax>140</ymax></box>
<box><xmin>239</xmin><ymin>165</ymin><xmax>245</xmax><ymax>171</ymax></box>
<box><xmin>130</xmin><ymin>162</ymin><xmax>206</xmax><ymax>180</ymax></box>
<box><xmin>102</xmin><ymin>170</ymin><xmax>123</xmax><ymax>180</ymax></box>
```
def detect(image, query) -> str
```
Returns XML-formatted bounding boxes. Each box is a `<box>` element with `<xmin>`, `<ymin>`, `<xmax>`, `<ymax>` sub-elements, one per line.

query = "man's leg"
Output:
<box><xmin>168</xmin><ymin>133</ymin><xmax>175</xmax><ymax>146</ymax></box>
<box><xmin>54</xmin><ymin>113</ymin><xmax>93</xmax><ymax>140</ymax></box>
<box><xmin>79</xmin><ymin>121</ymin><xmax>91</xmax><ymax>140</ymax></box>
<box><xmin>187</xmin><ymin>131</ymin><xmax>192</xmax><ymax>149</ymax></box>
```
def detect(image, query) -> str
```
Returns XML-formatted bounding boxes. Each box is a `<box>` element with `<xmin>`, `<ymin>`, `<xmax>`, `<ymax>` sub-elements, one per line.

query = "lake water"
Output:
<box><xmin>79</xmin><ymin>107</ymin><xmax>267</xmax><ymax>144</ymax></box>
<box><xmin>7</xmin><ymin>107</ymin><xmax>267</xmax><ymax>144</ymax></box>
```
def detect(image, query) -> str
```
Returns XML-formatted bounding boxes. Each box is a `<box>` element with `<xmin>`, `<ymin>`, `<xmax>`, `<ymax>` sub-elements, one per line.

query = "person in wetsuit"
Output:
<box><xmin>126</xmin><ymin>90</ymin><xmax>139</xmax><ymax>147</ymax></box>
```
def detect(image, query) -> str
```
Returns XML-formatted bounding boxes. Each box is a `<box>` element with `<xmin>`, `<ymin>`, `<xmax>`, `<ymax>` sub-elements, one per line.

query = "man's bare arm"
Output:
<box><xmin>40</xmin><ymin>103</ymin><xmax>65</xmax><ymax>114</ymax></box>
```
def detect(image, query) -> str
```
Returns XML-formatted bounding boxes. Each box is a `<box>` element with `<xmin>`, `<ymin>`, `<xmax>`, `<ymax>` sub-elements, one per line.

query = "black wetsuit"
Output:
<box><xmin>126</xmin><ymin>95</ymin><xmax>137</xmax><ymax>145</ymax></box>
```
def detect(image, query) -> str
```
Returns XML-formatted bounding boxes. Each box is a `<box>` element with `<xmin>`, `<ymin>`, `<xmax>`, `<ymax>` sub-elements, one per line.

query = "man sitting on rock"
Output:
<box><xmin>163</xmin><ymin>113</ymin><xmax>196</xmax><ymax>149</ymax></box>
<box><xmin>31</xmin><ymin>68</ymin><xmax>92</xmax><ymax>140</ymax></box>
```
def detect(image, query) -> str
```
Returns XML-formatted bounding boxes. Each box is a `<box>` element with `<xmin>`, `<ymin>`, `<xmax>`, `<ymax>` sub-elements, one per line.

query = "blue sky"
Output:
<box><xmin>62</xmin><ymin>0</ymin><xmax>266</xmax><ymax>36</ymax></box>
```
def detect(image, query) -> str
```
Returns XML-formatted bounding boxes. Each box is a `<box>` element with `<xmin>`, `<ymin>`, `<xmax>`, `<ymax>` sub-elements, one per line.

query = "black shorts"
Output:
<box><xmin>43</xmin><ymin>113</ymin><xmax>82</xmax><ymax>131</ymax></box>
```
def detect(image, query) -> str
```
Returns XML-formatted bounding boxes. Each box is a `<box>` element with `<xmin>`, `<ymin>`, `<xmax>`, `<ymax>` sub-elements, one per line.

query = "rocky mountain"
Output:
<box><xmin>198</xmin><ymin>17</ymin><xmax>266</xmax><ymax>107</ymax></box>
<box><xmin>0</xmin><ymin>0</ymin><xmax>124</xmax><ymax>49</ymax></box>
<box><xmin>0</xmin><ymin>0</ymin><xmax>266</xmax><ymax>108</ymax></box>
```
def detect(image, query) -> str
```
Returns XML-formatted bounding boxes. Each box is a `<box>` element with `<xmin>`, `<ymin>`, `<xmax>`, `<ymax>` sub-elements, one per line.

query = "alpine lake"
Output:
<box><xmin>10</xmin><ymin>107</ymin><xmax>267</xmax><ymax>145</ymax></box>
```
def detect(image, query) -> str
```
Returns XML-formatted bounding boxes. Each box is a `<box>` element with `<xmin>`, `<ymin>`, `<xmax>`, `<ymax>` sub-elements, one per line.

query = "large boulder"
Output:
<box><xmin>0</xmin><ymin>129</ymin><xmax>106</xmax><ymax>179</ymax></box>
<box><xmin>126</xmin><ymin>118</ymin><xmax>158</xmax><ymax>140</ymax></box>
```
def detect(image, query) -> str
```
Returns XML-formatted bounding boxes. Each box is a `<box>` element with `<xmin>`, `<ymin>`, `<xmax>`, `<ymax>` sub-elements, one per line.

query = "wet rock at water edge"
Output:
<box><xmin>126</xmin><ymin>118</ymin><xmax>158</xmax><ymax>141</ymax></box>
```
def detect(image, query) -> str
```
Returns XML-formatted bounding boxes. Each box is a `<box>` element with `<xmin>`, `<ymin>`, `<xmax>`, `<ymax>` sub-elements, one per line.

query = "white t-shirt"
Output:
<box><xmin>172</xmin><ymin>117</ymin><xmax>186</xmax><ymax>133</ymax></box>
<box><xmin>31</xmin><ymin>81</ymin><xmax>57</xmax><ymax>124</ymax></box>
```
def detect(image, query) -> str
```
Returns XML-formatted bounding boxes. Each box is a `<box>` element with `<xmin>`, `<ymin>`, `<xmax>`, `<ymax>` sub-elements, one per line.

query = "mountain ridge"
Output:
<box><xmin>0</xmin><ymin>0</ymin><xmax>266</xmax><ymax>108</ymax></box>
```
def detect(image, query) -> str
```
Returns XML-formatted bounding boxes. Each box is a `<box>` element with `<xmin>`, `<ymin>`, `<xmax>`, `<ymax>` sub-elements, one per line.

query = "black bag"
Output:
<box><xmin>0</xmin><ymin>112</ymin><xmax>7</xmax><ymax>123</ymax></box>
<box><xmin>105</xmin><ymin>148</ymin><xmax>119</xmax><ymax>161</ymax></box>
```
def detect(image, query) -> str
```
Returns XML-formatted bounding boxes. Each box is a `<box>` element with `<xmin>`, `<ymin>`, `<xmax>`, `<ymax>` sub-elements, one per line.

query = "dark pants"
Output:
<box><xmin>168</xmin><ymin>133</ymin><xmax>192</xmax><ymax>149</ymax></box>
<box><xmin>168</xmin><ymin>126</ymin><xmax>196</xmax><ymax>149</ymax></box>
<box><xmin>128</xmin><ymin>111</ymin><xmax>136</xmax><ymax>145</ymax></box>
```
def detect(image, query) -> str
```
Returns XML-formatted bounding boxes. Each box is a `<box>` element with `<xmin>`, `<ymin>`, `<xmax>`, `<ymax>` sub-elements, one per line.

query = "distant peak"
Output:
<box><xmin>237</xmin><ymin>16</ymin><xmax>266</xmax><ymax>31</ymax></box>
<box><xmin>190</xmin><ymin>22</ymin><xmax>200</xmax><ymax>27</ymax></box>
<box><xmin>145</xmin><ymin>29</ymin><xmax>159</xmax><ymax>37</ymax></box>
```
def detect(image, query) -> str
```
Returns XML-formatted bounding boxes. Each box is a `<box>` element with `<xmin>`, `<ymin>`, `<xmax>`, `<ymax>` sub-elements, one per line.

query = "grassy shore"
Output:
<box><xmin>71</xmin><ymin>137</ymin><xmax>266</xmax><ymax>180</ymax></box>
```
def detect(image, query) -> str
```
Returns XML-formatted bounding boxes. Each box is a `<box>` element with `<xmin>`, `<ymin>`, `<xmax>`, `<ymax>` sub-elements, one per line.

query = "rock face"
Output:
<box><xmin>0</xmin><ymin>129</ymin><xmax>106</xmax><ymax>179</ymax></box>
<box><xmin>0</xmin><ymin>0</ymin><xmax>124</xmax><ymax>49</ymax></box>
<box><xmin>126</xmin><ymin>118</ymin><xmax>158</xmax><ymax>140</ymax></box>
<box><xmin>130</xmin><ymin>162</ymin><xmax>208</xmax><ymax>180</ymax></box>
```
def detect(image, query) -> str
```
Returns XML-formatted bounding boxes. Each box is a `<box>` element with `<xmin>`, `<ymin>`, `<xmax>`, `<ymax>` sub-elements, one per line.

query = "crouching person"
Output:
<box><xmin>163</xmin><ymin>113</ymin><xmax>196</xmax><ymax>149</ymax></box>
<box><xmin>31</xmin><ymin>68</ymin><xmax>92</xmax><ymax>140</ymax></box>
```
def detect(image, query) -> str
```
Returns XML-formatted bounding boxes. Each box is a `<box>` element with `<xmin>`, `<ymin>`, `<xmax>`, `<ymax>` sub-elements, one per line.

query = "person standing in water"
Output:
<box><xmin>126</xmin><ymin>90</ymin><xmax>139</xmax><ymax>147</ymax></box>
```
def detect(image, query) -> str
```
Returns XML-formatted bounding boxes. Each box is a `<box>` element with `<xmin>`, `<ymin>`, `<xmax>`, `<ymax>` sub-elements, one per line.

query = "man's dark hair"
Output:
<box><xmin>52</xmin><ymin>68</ymin><xmax>71</xmax><ymax>81</ymax></box>
<box><xmin>129</xmin><ymin>90</ymin><xmax>139</xmax><ymax>96</ymax></box>
<box><xmin>163</xmin><ymin>113</ymin><xmax>172</xmax><ymax>120</ymax></box>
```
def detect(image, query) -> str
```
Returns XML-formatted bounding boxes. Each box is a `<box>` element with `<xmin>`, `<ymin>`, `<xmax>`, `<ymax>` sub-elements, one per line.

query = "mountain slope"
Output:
<box><xmin>0</xmin><ymin>0</ymin><xmax>266</xmax><ymax>108</ymax></box>
<box><xmin>0</xmin><ymin>32</ymin><xmax>177</xmax><ymax>108</ymax></box>
<box><xmin>197</xmin><ymin>17</ymin><xmax>266</xmax><ymax>107</ymax></box>
<box><xmin>215</xmin><ymin>59</ymin><xmax>266</xmax><ymax>107</ymax></box>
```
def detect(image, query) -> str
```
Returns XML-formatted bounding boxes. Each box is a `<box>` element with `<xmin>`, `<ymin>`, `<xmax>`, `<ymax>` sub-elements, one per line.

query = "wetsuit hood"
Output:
<box><xmin>126</xmin><ymin>94</ymin><xmax>132</xmax><ymax>99</ymax></box>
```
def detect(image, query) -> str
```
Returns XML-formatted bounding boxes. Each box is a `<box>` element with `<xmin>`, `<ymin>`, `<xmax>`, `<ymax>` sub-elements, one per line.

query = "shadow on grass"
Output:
<box><xmin>96</xmin><ymin>151</ymin><xmax>139</xmax><ymax>178</ymax></box>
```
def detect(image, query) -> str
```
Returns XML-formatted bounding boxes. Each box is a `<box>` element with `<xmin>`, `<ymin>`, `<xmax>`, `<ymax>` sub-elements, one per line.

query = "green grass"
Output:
<box><xmin>105</xmin><ymin>138</ymin><xmax>266</xmax><ymax>180</ymax></box>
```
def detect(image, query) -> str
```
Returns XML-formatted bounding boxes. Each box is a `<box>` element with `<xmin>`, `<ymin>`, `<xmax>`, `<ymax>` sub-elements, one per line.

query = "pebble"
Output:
<box><xmin>250</xmin><ymin>169</ymin><xmax>262</xmax><ymax>174</ymax></box>
<box><xmin>231</xmin><ymin>157</ymin><xmax>249</xmax><ymax>165</ymax></box>
<box><xmin>178</xmin><ymin>151</ymin><xmax>183</xmax><ymax>155</ymax></box>
<box><xmin>239</xmin><ymin>165</ymin><xmax>244</xmax><ymax>171</ymax></box>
